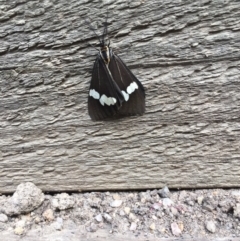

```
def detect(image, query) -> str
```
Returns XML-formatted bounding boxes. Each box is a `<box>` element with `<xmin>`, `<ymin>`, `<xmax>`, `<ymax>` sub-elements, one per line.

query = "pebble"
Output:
<box><xmin>202</xmin><ymin>197</ymin><xmax>216</xmax><ymax>211</ymax></box>
<box><xmin>89</xmin><ymin>222</ymin><xmax>98</xmax><ymax>232</ymax></box>
<box><xmin>178</xmin><ymin>221</ymin><xmax>184</xmax><ymax>231</ymax></box>
<box><xmin>150</xmin><ymin>189</ymin><xmax>158</xmax><ymax>196</ymax></box>
<box><xmin>124</xmin><ymin>207</ymin><xmax>131</xmax><ymax>214</ymax></box>
<box><xmin>110</xmin><ymin>200</ymin><xmax>122</xmax><ymax>208</ymax></box>
<box><xmin>119</xmin><ymin>210</ymin><xmax>125</xmax><ymax>216</ymax></box>
<box><xmin>197</xmin><ymin>196</ymin><xmax>204</xmax><ymax>205</ymax></box>
<box><xmin>14</xmin><ymin>227</ymin><xmax>24</xmax><ymax>235</ymax></box>
<box><xmin>103</xmin><ymin>213</ymin><xmax>112</xmax><ymax>223</ymax></box>
<box><xmin>152</xmin><ymin>215</ymin><xmax>157</xmax><ymax>220</ymax></box>
<box><xmin>158</xmin><ymin>186</ymin><xmax>170</xmax><ymax>198</ymax></box>
<box><xmin>152</xmin><ymin>203</ymin><xmax>161</xmax><ymax>210</ymax></box>
<box><xmin>171</xmin><ymin>222</ymin><xmax>182</xmax><ymax>236</ymax></box>
<box><xmin>51</xmin><ymin>193</ymin><xmax>75</xmax><ymax>210</ymax></box>
<box><xmin>170</xmin><ymin>207</ymin><xmax>179</xmax><ymax>216</ymax></box>
<box><xmin>0</xmin><ymin>214</ymin><xmax>8</xmax><ymax>223</ymax></box>
<box><xmin>15</xmin><ymin>220</ymin><xmax>26</xmax><ymax>228</ymax></box>
<box><xmin>4</xmin><ymin>182</ymin><xmax>44</xmax><ymax>216</ymax></box>
<box><xmin>112</xmin><ymin>194</ymin><xmax>120</xmax><ymax>200</ymax></box>
<box><xmin>162</xmin><ymin>198</ymin><xmax>173</xmax><ymax>208</ymax></box>
<box><xmin>95</xmin><ymin>214</ymin><xmax>103</xmax><ymax>222</ymax></box>
<box><xmin>14</xmin><ymin>220</ymin><xmax>26</xmax><ymax>235</ymax></box>
<box><xmin>231</xmin><ymin>191</ymin><xmax>240</xmax><ymax>197</ymax></box>
<box><xmin>149</xmin><ymin>223</ymin><xmax>155</xmax><ymax>230</ymax></box>
<box><xmin>35</xmin><ymin>217</ymin><xmax>40</xmax><ymax>224</ymax></box>
<box><xmin>205</xmin><ymin>220</ymin><xmax>216</xmax><ymax>233</ymax></box>
<box><xmin>129</xmin><ymin>222</ymin><xmax>137</xmax><ymax>231</ymax></box>
<box><xmin>53</xmin><ymin>217</ymin><xmax>63</xmax><ymax>231</ymax></box>
<box><xmin>233</xmin><ymin>203</ymin><xmax>240</xmax><ymax>218</ymax></box>
<box><xmin>221</xmin><ymin>200</ymin><xmax>232</xmax><ymax>213</ymax></box>
<box><xmin>42</xmin><ymin>209</ymin><xmax>54</xmax><ymax>221</ymax></box>
<box><xmin>178</xmin><ymin>191</ymin><xmax>187</xmax><ymax>201</ymax></box>
<box><xmin>129</xmin><ymin>213</ymin><xmax>136</xmax><ymax>221</ymax></box>
<box><xmin>159</xmin><ymin>225</ymin><xmax>166</xmax><ymax>234</ymax></box>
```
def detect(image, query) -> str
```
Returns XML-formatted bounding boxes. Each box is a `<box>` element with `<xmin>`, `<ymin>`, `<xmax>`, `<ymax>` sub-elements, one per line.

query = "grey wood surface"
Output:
<box><xmin>0</xmin><ymin>0</ymin><xmax>240</xmax><ymax>193</ymax></box>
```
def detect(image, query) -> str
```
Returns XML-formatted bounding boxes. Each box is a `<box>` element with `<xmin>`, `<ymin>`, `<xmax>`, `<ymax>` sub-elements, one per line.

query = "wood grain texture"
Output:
<box><xmin>0</xmin><ymin>0</ymin><xmax>240</xmax><ymax>193</ymax></box>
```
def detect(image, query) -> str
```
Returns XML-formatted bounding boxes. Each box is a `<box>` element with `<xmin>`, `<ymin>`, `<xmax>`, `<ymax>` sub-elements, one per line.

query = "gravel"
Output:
<box><xmin>0</xmin><ymin>182</ymin><xmax>240</xmax><ymax>240</ymax></box>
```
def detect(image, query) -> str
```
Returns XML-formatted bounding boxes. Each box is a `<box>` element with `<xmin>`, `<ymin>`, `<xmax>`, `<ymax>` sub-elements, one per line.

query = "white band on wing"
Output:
<box><xmin>90</xmin><ymin>89</ymin><xmax>117</xmax><ymax>106</ymax></box>
<box><xmin>100</xmin><ymin>94</ymin><xmax>117</xmax><ymax>106</ymax></box>
<box><xmin>127</xmin><ymin>82</ymin><xmax>138</xmax><ymax>95</ymax></box>
<box><xmin>89</xmin><ymin>81</ymin><xmax>138</xmax><ymax>105</ymax></box>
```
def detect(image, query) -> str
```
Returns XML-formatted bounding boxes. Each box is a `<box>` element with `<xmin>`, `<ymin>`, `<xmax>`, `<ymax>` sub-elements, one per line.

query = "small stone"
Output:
<box><xmin>149</xmin><ymin>223</ymin><xmax>155</xmax><ymax>230</ymax></box>
<box><xmin>130</xmin><ymin>222</ymin><xmax>137</xmax><ymax>231</ymax></box>
<box><xmin>205</xmin><ymin>220</ymin><xmax>216</xmax><ymax>233</ymax></box>
<box><xmin>53</xmin><ymin>217</ymin><xmax>63</xmax><ymax>231</ymax></box>
<box><xmin>4</xmin><ymin>182</ymin><xmax>44</xmax><ymax>216</ymax></box>
<box><xmin>89</xmin><ymin>222</ymin><xmax>98</xmax><ymax>232</ymax></box>
<box><xmin>110</xmin><ymin>200</ymin><xmax>122</xmax><ymax>208</ymax></box>
<box><xmin>103</xmin><ymin>213</ymin><xmax>112</xmax><ymax>223</ymax></box>
<box><xmin>0</xmin><ymin>214</ymin><xmax>8</xmax><ymax>223</ymax></box>
<box><xmin>35</xmin><ymin>217</ymin><xmax>40</xmax><ymax>224</ymax></box>
<box><xmin>231</xmin><ymin>191</ymin><xmax>240</xmax><ymax>196</ymax></box>
<box><xmin>170</xmin><ymin>207</ymin><xmax>179</xmax><ymax>216</ymax></box>
<box><xmin>150</xmin><ymin>189</ymin><xmax>158</xmax><ymax>196</ymax></box>
<box><xmin>42</xmin><ymin>209</ymin><xmax>54</xmax><ymax>221</ymax></box>
<box><xmin>95</xmin><ymin>214</ymin><xmax>103</xmax><ymax>222</ymax></box>
<box><xmin>219</xmin><ymin>200</ymin><xmax>233</xmax><ymax>213</ymax></box>
<box><xmin>51</xmin><ymin>193</ymin><xmax>75</xmax><ymax>210</ymax></box>
<box><xmin>159</xmin><ymin>225</ymin><xmax>166</xmax><ymax>234</ymax></box>
<box><xmin>197</xmin><ymin>196</ymin><xmax>204</xmax><ymax>205</ymax></box>
<box><xmin>112</xmin><ymin>194</ymin><xmax>120</xmax><ymax>200</ymax></box>
<box><xmin>14</xmin><ymin>227</ymin><xmax>24</xmax><ymax>235</ymax></box>
<box><xmin>185</xmin><ymin>199</ymin><xmax>195</xmax><ymax>206</ymax></box>
<box><xmin>158</xmin><ymin>186</ymin><xmax>170</xmax><ymax>198</ymax></box>
<box><xmin>152</xmin><ymin>215</ymin><xmax>157</xmax><ymax>220</ymax></box>
<box><xmin>152</xmin><ymin>203</ymin><xmax>161</xmax><ymax>210</ymax></box>
<box><xmin>178</xmin><ymin>221</ymin><xmax>184</xmax><ymax>231</ymax></box>
<box><xmin>202</xmin><ymin>197</ymin><xmax>216</xmax><ymax>211</ymax></box>
<box><xmin>171</xmin><ymin>222</ymin><xmax>182</xmax><ymax>236</ymax></box>
<box><xmin>119</xmin><ymin>210</ymin><xmax>125</xmax><ymax>216</ymax></box>
<box><xmin>129</xmin><ymin>213</ymin><xmax>136</xmax><ymax>221</ymax></box>
<box><xmin>162</xmin><ymin>198</ymin><xmax>173</xmax><ymax>208</ymax></box>
<box><xmin>178</xmin><ymin>191</ymin><xmax>187</xmax><ymax>201</ymax></box>
<box><xmin>233</xmin><ymin>203</ymin><xmax>240</xmax><ymax>218</ymax></box>
<box><xmin>15</xmin><ymin>220</ymin><xmax>26</xmax><ymax>228</ymax></box>
<box><xmin>124</xmin><ymin>207</ymin><xmax>131</xmax><ymax>214</ymax></box>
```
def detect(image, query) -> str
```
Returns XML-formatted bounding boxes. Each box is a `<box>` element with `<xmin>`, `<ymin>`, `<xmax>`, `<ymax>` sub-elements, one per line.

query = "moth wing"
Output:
<box><xmin>108</xmin><ymin>53</ymin><xmax>145</xmax><ymax>116</ymax></box>
<box><xmin>88</xmin><ymin>55</ymin><xmax>124</xmax><ymax>121</ymax></box>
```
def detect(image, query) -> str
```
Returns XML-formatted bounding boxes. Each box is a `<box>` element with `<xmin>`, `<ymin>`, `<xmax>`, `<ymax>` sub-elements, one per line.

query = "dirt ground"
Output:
<box><xmin>0</xmin><ymin>182</ymin><xmax>240</xmax><ymax>240</ymax></box>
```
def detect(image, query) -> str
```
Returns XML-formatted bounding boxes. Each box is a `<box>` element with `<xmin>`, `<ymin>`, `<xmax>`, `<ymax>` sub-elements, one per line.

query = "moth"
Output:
<box><xmin>87</xmin><ymin>16</ymin><xmax>145</xmax><ymax>121</ymax></box>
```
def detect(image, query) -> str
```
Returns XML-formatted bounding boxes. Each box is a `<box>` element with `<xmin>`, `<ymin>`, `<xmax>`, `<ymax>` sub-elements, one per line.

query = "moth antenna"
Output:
<box><xmin>102</xmin><ymin>8</ymin><xmax>109</xmax><ymax>46</ymax></box>
<box><xmin>84</xmin><ymin>18</ymin><xmax>102</xmax><ymax>45</ymax></box>
<box><xmin>87</xmin><ymin>42</ymin><xmax>99</xmax><ymax>52</ymax></box>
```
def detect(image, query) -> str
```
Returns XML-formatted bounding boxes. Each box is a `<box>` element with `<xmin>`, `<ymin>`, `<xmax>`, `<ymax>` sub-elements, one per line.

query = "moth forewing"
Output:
<box><xmin>87</xmin><ymin>15</ymin><xmax>145</xmax><ymax>121</ymax></box>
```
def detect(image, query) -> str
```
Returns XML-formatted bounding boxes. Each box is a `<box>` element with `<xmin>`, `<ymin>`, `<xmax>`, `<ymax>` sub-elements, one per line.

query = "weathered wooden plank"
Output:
<box><xmin>0</xmin><ymin>0</ymin><xmax>240</xmax><ymax>192</ymax></box>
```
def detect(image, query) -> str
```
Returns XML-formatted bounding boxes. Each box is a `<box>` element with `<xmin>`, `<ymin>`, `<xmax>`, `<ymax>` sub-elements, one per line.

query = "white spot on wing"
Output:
<box><xmin>121</xmin><ymin>90</ymin><xmax>129</xmax><ymax>101</ymax></box>
<box><xmin>100</xmin><ymin>94</ymin><xmax>117</xmax><ymax>106</ymax></box>
<box><xmin>127</xmin><ymin>82</ymin><xmax>138</xmax><ymax>95</ymax></box>
<box><xmin>89</xmin><ymin>89</ymin><xmax>100</xmax><ymax>99</ymax></box>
